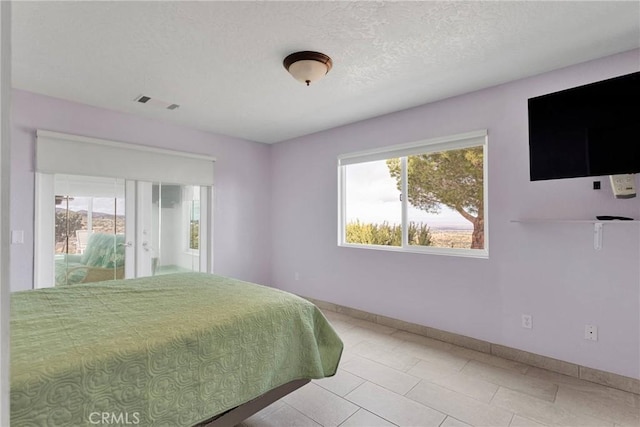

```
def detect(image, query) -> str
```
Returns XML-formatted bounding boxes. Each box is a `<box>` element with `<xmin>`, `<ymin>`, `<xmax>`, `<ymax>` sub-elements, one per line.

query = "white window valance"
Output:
<box><xmin>36</xmin><ymin>130</ymin><xmax>215</xmax><ymax>186</ymax></box>
<box><xmin>338</xmin><ymin>130</ymin><xmax>487</xmax><ymax>166</ymax></box>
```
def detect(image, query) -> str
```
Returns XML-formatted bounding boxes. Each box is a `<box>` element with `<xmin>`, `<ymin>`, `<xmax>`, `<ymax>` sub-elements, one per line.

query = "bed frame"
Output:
<box><xmin>195</xmin><ymin>379</ymin><xmax>310</xmax><ymax>427</ymax></box>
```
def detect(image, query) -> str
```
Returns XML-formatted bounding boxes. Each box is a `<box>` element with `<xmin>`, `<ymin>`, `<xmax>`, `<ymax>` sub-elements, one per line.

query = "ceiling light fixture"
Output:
<box><xmin>283</xmin><ymin>51</ymin><xmax>333</xmax><ymax>86</ymax></box>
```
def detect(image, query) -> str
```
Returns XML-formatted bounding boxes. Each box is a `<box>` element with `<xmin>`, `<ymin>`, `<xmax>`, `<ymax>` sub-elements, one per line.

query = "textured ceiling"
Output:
<box><xmin>11</xmin><ymin>1</ymin><xmax>640</xmax><ymax>144</ymax></box>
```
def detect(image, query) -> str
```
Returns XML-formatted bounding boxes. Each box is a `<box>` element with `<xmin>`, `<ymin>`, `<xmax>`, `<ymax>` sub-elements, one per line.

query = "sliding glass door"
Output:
<box><xmin>134</xmin><ymin>182</ymin><xmax>208</xmax><ymax>278</ymax></box>
<box><xmin>52</xmin><ymin>175</ymin><xmax>127</xmax><ymax>286</ymax></box>
<box><xmin>35</xmin><ymin>175</ymin><xmax>212</xmax><ymax>288</ymax></box>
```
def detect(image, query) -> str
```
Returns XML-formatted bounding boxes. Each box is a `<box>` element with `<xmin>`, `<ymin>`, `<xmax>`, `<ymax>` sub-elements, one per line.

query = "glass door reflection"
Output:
<box><xmin>142</xmin><ymin>183</ymin><xmax>201</xmax><ymax>277</ymax></box>
<box><xmin>54</xmin><ymin>175</ymin><xmax>126</xmax><ymax>286</ymax></box>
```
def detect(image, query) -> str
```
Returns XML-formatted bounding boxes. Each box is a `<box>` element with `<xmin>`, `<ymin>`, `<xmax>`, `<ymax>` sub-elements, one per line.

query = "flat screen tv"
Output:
<box><xmin>528</xmin><ymin>71</ymin><xmax>639</xmax><ymax>181</ymax></box>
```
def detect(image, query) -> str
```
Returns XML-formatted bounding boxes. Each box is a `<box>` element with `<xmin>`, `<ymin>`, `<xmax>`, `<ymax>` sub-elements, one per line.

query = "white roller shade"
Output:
<box><xmin>36</xmin><ymin>130</ymin><xmax>215</xmax><ymax>185</ymax></box>
<box><xmin>54</xmin><ymin>174</ymin><xmax>125</xmax><ymax>198</ymax></box>
<box><xmin>338</xmin><ymin>130</ymin><xmax>487</xmax><ymax>166</ymax></box>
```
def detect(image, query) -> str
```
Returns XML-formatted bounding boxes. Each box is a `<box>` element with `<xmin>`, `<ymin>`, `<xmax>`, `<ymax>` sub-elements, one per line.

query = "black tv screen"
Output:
<box><xmin>528</xmin><ymin>71</ymin><xmax>640</xmax><ymax>181</ymax></box>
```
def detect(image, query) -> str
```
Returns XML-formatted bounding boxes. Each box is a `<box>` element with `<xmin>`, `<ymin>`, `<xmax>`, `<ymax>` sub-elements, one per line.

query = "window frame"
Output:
<box><xmin>338</xmin><ymin>130</ymin><xmax>488</xmax><ymax>258</ymax></box>
<box><xmin>183</xmin><ymin>197</ymin><xmax>200</xmax><ymax>254</ymax></box>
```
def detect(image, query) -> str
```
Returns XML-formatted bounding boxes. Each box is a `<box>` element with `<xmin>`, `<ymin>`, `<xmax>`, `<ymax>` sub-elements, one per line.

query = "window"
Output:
<box><xmin>338</xmin><ymin>130</ymin><xmax>488</xmax><ymax>257</ymax></box>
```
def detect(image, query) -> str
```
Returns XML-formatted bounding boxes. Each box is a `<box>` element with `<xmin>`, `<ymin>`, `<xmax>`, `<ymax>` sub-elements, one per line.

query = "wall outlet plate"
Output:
<box><xmin>522</xmin><ymin>314</ymin><xmax>532</xmax><ymax>329</ymax></box>
<box><xmin>585</xmin><ymin>324</ymin><xmax>598</xmax><ymax>341</ymax></box>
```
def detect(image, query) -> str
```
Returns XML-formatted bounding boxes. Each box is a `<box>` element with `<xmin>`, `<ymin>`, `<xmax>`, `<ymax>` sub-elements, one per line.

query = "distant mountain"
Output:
<box><xmin>55</xmin><ymin>208</ymin><xmax>124</xmax><ymax>219</ymax></box>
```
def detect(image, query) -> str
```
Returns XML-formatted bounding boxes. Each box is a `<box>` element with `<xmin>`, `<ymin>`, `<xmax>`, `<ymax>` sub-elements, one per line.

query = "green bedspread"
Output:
<box><xmin>11</xmin><ymin>273</ymin><xmax>343</xmax><ymax>426</ymax></box>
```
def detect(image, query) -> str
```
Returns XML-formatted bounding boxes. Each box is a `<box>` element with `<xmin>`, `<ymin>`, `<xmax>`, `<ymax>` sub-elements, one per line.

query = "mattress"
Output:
<box><xmin>11</xmin><ymin>272</ymin><xmax>343</xmax><ymax>426</ymax></box>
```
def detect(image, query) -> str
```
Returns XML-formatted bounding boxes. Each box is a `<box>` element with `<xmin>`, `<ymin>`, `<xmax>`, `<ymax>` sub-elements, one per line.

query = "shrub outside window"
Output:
<box><xmin>338</xmin><ymin>130</ymin><xmax>488</xmax><ymax>258</ymax></box>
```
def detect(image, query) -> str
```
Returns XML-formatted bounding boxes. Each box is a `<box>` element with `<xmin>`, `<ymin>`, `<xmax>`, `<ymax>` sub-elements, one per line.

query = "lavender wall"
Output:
<box><xmin>10</xmin><ymin>90</ymin><xmax>272</xmax><ymax>291</ymax></box>
<box><xmin>270</xmin><ymin>50</ymin><xmax>640</xmax><ymax>379</ymax></box>
<box><xmin>9</xmin><ymin>51</ymin><xmax>640</xmax><ymax>379</ymax></box>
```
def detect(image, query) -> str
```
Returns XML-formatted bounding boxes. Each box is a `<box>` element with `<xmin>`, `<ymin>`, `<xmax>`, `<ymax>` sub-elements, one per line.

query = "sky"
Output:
<box><xmin>62</xmin><ymin>197</ymin><xmax>125</xmax><ymax>216</ymax></box>
<box><xmin>345</xmin><ymin>159</ymin><xmax>472</xmax><ymax>230</ymax></box>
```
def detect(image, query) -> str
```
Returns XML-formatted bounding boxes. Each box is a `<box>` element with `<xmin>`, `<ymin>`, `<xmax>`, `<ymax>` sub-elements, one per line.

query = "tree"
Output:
<box><xmin>387</xmin><ymin>146</ymin><xmax>484</xmax><ymax>249</ymax></box>
<box><xmin>346</xmin><ymin>220</ymin><xmax>432</xmax><ymax>246</ymax></box>
<box><xmin>55</xmin><ymin>210</ymin><xmax>83</xmax><ymax>250</ymax></box>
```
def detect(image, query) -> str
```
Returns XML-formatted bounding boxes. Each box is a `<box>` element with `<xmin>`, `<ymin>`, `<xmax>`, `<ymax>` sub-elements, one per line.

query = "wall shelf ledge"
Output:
<box><xmin>511</xmin><ymin>219</ymin><xmax>640</xmax><ymax>224</ymax></box>
<box><xmin>511</xmin><ymin>219</ymin><xmax>639</xmax><ymax>250</ymax></box>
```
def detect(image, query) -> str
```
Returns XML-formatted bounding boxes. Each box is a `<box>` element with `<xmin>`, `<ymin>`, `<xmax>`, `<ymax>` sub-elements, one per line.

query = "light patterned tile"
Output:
<box><xmin>554</xmin><ymin>384</ymin><xmax>640</xmax><ymax>426</ymax></box>
<box><xmin>509</xmin><ymin>414</ymin><xmax>548</xmax><ymax>427</ymax></box>
<box><xmin>348</xmin><ymin>317</ymin><xmax>398</xmax><ymax>334</ymax></box>
<box><xmin>339</xmin><ymin>326</ymin><xmax>403</xmax><ymax>350</ymax></box>
<box><xmin>394</xmin><ymin>340</ymin><xmax>470</xmax><ymax>368</ymax></box>
<box><xmin>407</xmin><ymin>360</ymin><xmax>468</xmax><ymax>381</ymax></box>
<box><xmin>324</xmin><ymin>317</ymin><xmax>357</xmax><ymax>334</ymax></box>
<box><xmin>406</xmin><ymin>358</ymin><xmax>466</xmax><ymax>382</ymax></box>
<box><xmin>391</xmin><ymin>330</ymin><xmax>454</xmax><ymax>351</ymax></box>
<box><xmin>341</xmin><ymin>355</ymin><xmax>420</xmax><ymax>395</ymax></box>
<box><xmin>314</xmin><ymin>369</ymin><xmax>366</xmax><ymax>397</ymax></box>
<box><xmin>432</xmin><ymin>372</ymin><xmax>499</xmax><ymax>403</ymax></box>
<box><xmin>282</xmin><ymin>383</ymin><xmax>358</xmax><ymax>426</ymax></box>
<box><xmin>351</xmin><ymin>340</ymin><xmax>420</xmax><ymax>372</ymax></box>
<box><xmin>240</xmin><ymin>401</ymin><xmax>321</xmax><ymax>427</ymax></box>
<box><xmin>492</xmin><ymin>387</ymin><xmax>615</xmax><ymax>427</ymax></box>
<box><xmin>450</xmin><ymin>346</ymin><xmax>530</xmax><ymax>374</ymax></box>
<box><xmin>492</xmin><ymin>345</ymin><xmax>578</xmax><ymax>378</ymax></box>
<box><xmin>462</xmin><ymin>360</ymin><xmax>558</xmax><ymax>402</ymax></box>
<box><xmin>339</xmin><ymin>409</ymin><xmax>397</xmax><ymax>426</ymax></box>
<box><xmin>527</xmin><ymin>367</ymin><xmax>638</xmax><ymax>408</ymax></box>
<box><xmin>406</xmin><ymin>380</ymin><xmax>513</xmax><ymax>427</ymax></box>
<box><xmin>525</xmin><ymin>367</ymin><xmax>595</xmax><ymax>389</ymax></box>
<box><xmin>441</xmin><ymin>416</ymin><xmax>473</xmax><ymax>427</ymax></box>
<box><xmin>322</xmin><ymin>310</ymin><xmax>356</xmax><ymax>324</ymax></box>
<box><xmin>345</xmin><ymin>382</ymin><xmax>446</xmax><ymax>427</ymax></box>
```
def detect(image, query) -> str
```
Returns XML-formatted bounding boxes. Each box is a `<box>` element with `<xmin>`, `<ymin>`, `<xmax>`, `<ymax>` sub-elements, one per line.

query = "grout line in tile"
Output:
<box><xmin>336</xmin><ymin>408</ymin><xmax>362</xmax><ymax>427</ymax></box>
<box><xmin>281</xmin><ymin>401</ymin><xmax>324</xmax><ymax>426</ymax></box>
<box><xmin>353</xmin><ymin>349</ymin><xmax>421</xmax><ymax>374</ymax></box>
<box><xmin>488</xmin><ymin>385</ymin><xmax>505</xmax><ymax>405</ymax></box>
<box><xmin>488</xmin><ymin>383</ymin><xmax>499</xmax><ymax>404</ymax></box>
<box><xmin>482</xmin><ymin>380</ymin><xmax>558</xmax><ymax>404</ymax></box>
<box><xmin>404</xmin><ymin>378</ymin><xmax>422</xmax><ymax>397</ymax></box>
<box><xmin>428</xmin><ymin>372</ymin><xmax>502</xmax><ymax>406</ymax></box>
<box><xmin>355</xmin><ymin>408</ymin><xmax>399</xmax><ymax>427</ymax></box>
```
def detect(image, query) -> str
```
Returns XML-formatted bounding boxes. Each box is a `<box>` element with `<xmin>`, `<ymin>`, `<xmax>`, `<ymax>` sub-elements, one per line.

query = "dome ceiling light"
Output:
<box><xmin>283</xmin><ymin>51</ymin><xmax>333</xmax><ymax>86</ymax></box>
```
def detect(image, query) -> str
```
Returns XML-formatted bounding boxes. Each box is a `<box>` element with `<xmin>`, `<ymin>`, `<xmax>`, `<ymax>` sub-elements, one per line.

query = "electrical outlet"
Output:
<box><xmin>294</xmin><ymin>272</ymin><xmax>299</xmax><ymax>281</ymax></box>
<box><xmin>521</xmin><ymin>314</ymin><xmax>532</xmax><ymax>329</ymax></box>
<box><xmin>585</xmin><ymin>324</ymin><xmax>598</xmax><ymax>341</ymax></box>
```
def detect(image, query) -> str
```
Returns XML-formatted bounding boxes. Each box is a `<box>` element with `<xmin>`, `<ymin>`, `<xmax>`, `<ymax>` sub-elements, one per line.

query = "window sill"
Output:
<box><xmin>338</xmin><ymin>242</ymin><xmax>488</xmax><ymax>259</ymax></box>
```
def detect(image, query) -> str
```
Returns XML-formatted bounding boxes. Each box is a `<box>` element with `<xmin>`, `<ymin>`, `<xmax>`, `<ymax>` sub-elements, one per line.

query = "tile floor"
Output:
<box><xmin>239</xmin><ymin>310</ymin><xmax>640</xmax><ymax>427</ymax></box>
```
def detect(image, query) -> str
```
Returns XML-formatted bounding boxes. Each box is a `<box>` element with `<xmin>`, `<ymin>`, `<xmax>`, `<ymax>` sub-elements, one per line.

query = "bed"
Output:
<box><xmin>10</xmin><ymin>272</ymin><xmax>343</xmax><ymax>426</ymax></box>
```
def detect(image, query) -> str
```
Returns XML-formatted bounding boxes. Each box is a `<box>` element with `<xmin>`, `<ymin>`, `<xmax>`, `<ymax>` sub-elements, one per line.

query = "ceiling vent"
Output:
<box><xmin>134</xmin><ymin>95</ymin><xmax>180</xmax><ymax>111</ymax></box>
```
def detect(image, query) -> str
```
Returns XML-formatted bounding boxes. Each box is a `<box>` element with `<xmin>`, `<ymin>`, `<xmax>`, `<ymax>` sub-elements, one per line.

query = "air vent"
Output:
<box><xmin>134</xmin><ymin>95</ymin><xmax>180</xmax><ymax>110</ymax></box>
